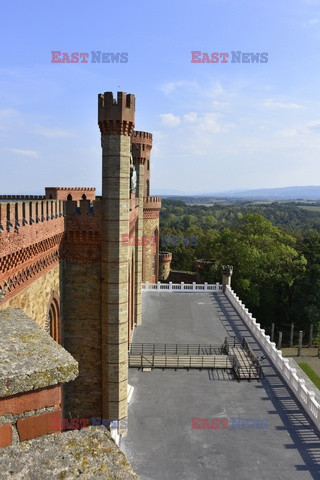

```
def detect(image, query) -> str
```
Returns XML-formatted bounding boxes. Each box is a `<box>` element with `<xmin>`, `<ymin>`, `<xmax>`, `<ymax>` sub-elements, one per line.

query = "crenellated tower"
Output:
<box><xmin>131</xmin><ymin>131</ymin><xmax>161</xmax><ymax>284</ymax></box>
<box><xmin>98</xmin><ymin>91</ymin><xmax>135</xmax><ymax>432</ymax></box>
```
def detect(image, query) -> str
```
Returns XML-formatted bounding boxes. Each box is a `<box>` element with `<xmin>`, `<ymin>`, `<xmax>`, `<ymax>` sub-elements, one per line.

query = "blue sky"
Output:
<box><xmin>1</xmin><ymin>0</ymin><xmax>320</xmax><ymax>195</ymax></box>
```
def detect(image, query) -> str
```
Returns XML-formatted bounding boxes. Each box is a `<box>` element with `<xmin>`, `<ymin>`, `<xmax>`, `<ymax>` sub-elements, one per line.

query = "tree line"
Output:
<box><xmin>160</xmin><ymin>199</ymin><xmax>320</xmax><ymax>342</ymax></box>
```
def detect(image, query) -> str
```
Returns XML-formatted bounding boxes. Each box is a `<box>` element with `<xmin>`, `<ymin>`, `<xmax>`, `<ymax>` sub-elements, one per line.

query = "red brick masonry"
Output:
<box><xmin>0</xmin><ymin>385</ymin><xmax>62</xmax><ymax>447</ymax></box>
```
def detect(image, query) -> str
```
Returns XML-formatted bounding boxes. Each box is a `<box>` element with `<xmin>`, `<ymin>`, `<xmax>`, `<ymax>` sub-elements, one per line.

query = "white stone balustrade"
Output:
<box><xmin>225</xmin><ymin>285</ymin><xmax>320</xmax><ymax>431</ymax></box>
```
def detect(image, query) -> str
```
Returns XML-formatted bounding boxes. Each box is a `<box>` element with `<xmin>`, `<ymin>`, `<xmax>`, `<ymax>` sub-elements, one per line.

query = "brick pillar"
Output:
<box><xmin>98</xmin><ymin>91</ymin><xmax>135</xmax><ymax>434</ymax></box>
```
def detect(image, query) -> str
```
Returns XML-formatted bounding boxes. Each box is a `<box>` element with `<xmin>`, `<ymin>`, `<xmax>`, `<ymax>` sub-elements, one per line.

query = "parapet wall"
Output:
<box><xmin>0</xmin><ymin>200</ymin><xmax>65</xmax><ymax>304</ymax></box>
<box><xmin>132</xmin><ymin>131</ymin><xmax>153</xmax><ymax>147</ymax></box>
<box><xmin>45</xmin><ymin>187</ymin><xmax>96</xmax><ymax>202</ymax></box>
<box><xmin>0</xmin><ymin>200</ymin><xmax>65</xmax><ymax>255</ymax></box>
<box><xmin>143</xmin><ymin>196</ymin><xmax>161</xmax><ymax>219</ymax></box>
<box><xmin>0</xmin><ymin>195</ymin><xmax>45</xmax><ymax>201</ymax></box>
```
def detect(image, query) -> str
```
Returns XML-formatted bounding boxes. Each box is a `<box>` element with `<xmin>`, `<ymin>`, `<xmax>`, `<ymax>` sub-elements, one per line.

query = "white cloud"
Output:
<box><xmin>159</xmin><ymin>80</ymin><xmax>197</xmax><ymax>95</ymax></box>
<box><xmin>263</xmin><ymin>99</ymin><xmax>304</xmax><ymax>110</ymax></box>
<box><xmin>277</xmin><ymin>119</ymin><xmax>320</xmax><ymax>137</ymax></box>
<box><xmin>183</xmin><ymin>112</ymin><xmax>198</xmax><ymax>123</ymax></box>
<box><xmin>0</xmin><ymin>108</ymin><xmax>19</xmax><ymax>118</ymax></box>
<box><xmin>303</xmin><ymin>18</ymin><xmax>320</xmax><ymax>27</ymax></box>
<box><xmin>209</xmin><ymin>81</ymin><xmax>224</xmax><ymax>98</ymax></box>
<box><xmin>7</xmin><ymin>148</ymin><xmax>39</xmax><ymax>158</ymax></box>
<box><xmin>30</xmin><ymin>124</ymin><xmax>77</xmax><ymax>138</ymax></box>
<box><xmin>159</xmin><ymin>113</ymin><xmax>181</xmax><ymax>127</ymax></box>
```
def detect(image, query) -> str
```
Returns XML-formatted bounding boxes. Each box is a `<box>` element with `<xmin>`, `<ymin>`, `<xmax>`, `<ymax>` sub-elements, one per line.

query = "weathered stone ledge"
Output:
<box><xmin>0</xmin><ymin>427</ymin><xmax>140</xmax><ymax>479</ymax></box>
<box><xmin>0</xmin><ymin>309</ymin><xmax>78</xmax><ymax>397</ymax></box>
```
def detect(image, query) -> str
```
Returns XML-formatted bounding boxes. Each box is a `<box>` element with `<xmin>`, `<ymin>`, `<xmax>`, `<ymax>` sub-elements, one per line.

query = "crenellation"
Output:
<box><xmin>98</xmin><ymin>91</ymin><xmax>135</xmax><ymax>136</ymax></box>
<box><xmin>0</xmin><ymin>195</ymin><xmax>45</xmax><ymax>200</ymax></box>
<box><xmin>0</xmin><ymin>200</ymin><xmax>65</xmax><ymax>235</ymax></box>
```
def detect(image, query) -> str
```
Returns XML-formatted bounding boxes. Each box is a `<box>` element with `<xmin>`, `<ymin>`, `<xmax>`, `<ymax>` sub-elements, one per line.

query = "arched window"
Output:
<box><xmin>47</xmin><ymin>293</ymin><xmax>60</xmax><ymax>343</ymax></box>
<box><xmin>147</xmin><ymin>160</ymin><xmax>150</xmax><ymax>171</ymax></box>
<box><xmin>49</xmin><ymin>194</ymin><xmax>53</xmax><ymax>199</ymax></box>
<box><xmin>67</xmin><ymin>194</ymin><xmax>73</xmax><ymax>201</ymax></box>
<box><xmin>145</xmin><ymin>180</ymin><xmax>150</xmax><ymax>197</ymax></box>
<box><xmin>82</xmin><ymin>194</ymin><xmax>87</xmax><ymax>200</ymax></box>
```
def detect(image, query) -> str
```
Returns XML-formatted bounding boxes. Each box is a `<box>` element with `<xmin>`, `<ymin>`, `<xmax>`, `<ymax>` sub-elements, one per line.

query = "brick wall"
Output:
<box><xmin>0</xmin><ymin>385</ymin><xmax>62</xmax><ymax>448</ymax></box>
<box><xmin>61</xmin><ymin>199</ymin><xmax>102</xmax><ymax>419</ymax></box>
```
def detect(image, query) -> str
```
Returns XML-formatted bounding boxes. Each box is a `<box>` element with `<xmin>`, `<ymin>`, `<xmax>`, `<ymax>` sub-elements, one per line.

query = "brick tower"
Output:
<box><xmin>98</xmin><ymin>91</ymin><xmax>135</xmax><ymax>431</ymax></box>
<box><xmin>132</xmin><ymin>132</ymin><xmax>161</xmax><ymax>283</ymax></box>
<box><xmin>132</xmin><ymin>131</ymin><xmax>150</xmax><ymax>324</ymax></box>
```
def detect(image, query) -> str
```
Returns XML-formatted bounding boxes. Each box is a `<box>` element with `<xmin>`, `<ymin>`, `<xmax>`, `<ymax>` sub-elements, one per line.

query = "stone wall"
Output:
<box><xmin>0</xmin><ymin>266</ymin><xmax>60</xmax><ymax>329</ymax></box>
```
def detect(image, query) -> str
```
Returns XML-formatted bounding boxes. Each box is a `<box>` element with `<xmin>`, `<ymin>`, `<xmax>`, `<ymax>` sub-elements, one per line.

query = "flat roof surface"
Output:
<box><xmin>122</xmin><ymin>291</ymin><xmax>320</xmax><ymax>480</ymax></box>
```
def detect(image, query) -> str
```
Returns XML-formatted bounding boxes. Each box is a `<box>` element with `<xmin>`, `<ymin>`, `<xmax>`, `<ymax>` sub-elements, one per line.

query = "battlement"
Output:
<box><xmin>143</xmin><ymin>196</ymin><xmax>161</xmax><ymax>219</ymax></box>
<box><xmin>64</xmin><ymin>199</ymin><xmax>101</xmax><ymax>219</ymax></box>
<box><xmin>132</xmin><ymin>131</ymin><xmax>153</xmax><ymax>147</ymax></box>
<box><xmin>0</xmin><ymin>195</ymin><xmax>45</xmax><ymax>200</ymax></box>
<box><xmin>159</xmin><ymin>252</ymin><xmax>172</xmax><ymax>262</ymax></box>
<box><xmin>46</xmin><ymin>187</ymin><xmax>96</xmax><ymax>191</ymax></box>
<box><xmin>98</xmin><ymin>91</ymin><xmax>135</xmax><ymax>136</ymax></box>
<box><xmin>143</xmin><ymin>196</ymin><xmax>161</xmax><ymax>206</ymax></box>
<box><xmin>45</xmin><ymin>187</ymin><xmax>96</xmax><ymax>202</ymax></box>
<box><xmin>0</xmin><ymin>200</ymin><xmax>65</xmax><ymax>234</ymax></box>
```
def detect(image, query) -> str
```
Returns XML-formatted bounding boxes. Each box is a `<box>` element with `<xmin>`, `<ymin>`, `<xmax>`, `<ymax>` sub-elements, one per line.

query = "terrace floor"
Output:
<box><xmin>121</xmin><ymin>291</ymin><xmax>320</xmax><ymax>480</ymax></box>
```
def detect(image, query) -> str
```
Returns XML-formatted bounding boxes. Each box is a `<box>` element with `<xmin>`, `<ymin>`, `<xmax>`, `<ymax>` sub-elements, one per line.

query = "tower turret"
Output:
<box><xmin>99</xmin><ymin>91</ymin><xmax>135</xmax><ymax>434</ymax></box>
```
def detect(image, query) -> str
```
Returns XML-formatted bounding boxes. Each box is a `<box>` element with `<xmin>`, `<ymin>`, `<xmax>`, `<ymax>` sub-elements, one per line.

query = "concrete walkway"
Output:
<box><xmin>122</xmin><ymin>292</ymin><xmax>320</xmax><ymax>480</ymax></box>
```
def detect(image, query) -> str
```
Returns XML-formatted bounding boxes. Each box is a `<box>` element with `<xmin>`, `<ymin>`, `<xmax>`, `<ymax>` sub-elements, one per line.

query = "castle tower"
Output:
<box><xmin>98</xmin><ymin>91</ymin><xmax>135</xmax><ymax>430</ymax></box>
<box><xmin>132</xmin><ymin>132</ymin><xmax>161</xmax><ymax>283</ymax></box>
<box><xmin>159</xmin><ymin>252</ymin><xmax>172</xmax><ymax>281</ymax></box>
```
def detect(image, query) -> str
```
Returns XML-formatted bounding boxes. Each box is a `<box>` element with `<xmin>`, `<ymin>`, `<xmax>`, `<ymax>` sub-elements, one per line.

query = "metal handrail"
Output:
<box><xmin>128</xmin><ymin>343</ymin><xmax>223</xmax><ymax>355</ymax></box>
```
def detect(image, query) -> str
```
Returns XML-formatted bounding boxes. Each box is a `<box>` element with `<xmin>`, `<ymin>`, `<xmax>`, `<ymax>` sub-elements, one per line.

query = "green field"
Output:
<box><xmin>298</xmin><ymin>206</ymin><xmax>320</xmax><ymax>212</ymax></box>
<box><xmin>298</xmin><ymin>363</ymin><xmax>320</xmax><ymax>390</ymax></box>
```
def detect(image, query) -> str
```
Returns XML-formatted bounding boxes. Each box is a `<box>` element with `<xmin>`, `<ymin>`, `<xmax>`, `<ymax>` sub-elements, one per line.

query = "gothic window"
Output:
<box><xmin>48</xmin><ymin>295</ymin><xmax>60</xmax><ymax>343</ymax></box>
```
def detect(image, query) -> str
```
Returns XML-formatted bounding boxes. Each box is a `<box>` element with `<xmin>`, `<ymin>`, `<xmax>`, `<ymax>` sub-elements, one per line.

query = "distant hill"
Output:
<box><xmin>159</xmin><ymin>186</ymin><xmax>320</xmax><ymax>201</ymax></box>
<box><xmin>211</xmin><ymin>186</ymin><xmax>320</xmax><ymax>200</ymax></box>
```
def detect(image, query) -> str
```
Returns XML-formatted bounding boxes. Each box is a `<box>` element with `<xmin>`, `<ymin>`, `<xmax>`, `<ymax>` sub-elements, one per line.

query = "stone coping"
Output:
<box><xmin>0</xmin><ymin>427</ymin><xmax>140</xmax><ymax>479</ymax></box>
<box><xmin>0</xmin><ymin>308</ymin><xmax>78</xmax><ymax>397</ymax></box>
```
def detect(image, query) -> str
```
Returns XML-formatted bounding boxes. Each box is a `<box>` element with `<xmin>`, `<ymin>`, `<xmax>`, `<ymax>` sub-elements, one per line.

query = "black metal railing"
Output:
<box><xmin>129</xmin><ymin>343</ymin><xmax>223</xmax><ymax>355</ymax></box>
<box><xmin>222</xmin><ymin>336</ymin><xmax>242</xmax><ymax>353</ymax></box>
<box><xmin>129</xmin><ymin>353</ymin><xmax>233</xmax><ymax>370</ymax></box>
